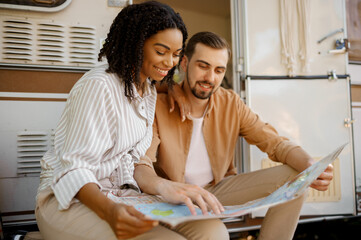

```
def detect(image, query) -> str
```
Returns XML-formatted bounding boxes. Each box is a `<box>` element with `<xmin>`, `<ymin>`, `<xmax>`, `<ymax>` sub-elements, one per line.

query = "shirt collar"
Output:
<box><xmin>132</xmin><ymin>78</ymin><xmax>153</xmax><ymax>99</ymax></box>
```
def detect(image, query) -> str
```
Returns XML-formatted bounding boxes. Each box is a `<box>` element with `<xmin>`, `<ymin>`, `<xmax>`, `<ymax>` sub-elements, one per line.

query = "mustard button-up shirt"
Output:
<box><xmin>139</xmin><ymin>86</ymin><xmax>311</xmax><ymax>186</ymax></box>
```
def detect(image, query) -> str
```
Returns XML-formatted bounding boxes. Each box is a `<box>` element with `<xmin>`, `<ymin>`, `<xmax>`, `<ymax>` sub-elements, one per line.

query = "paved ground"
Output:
<box><xmin>3</xmin><ymin>215</ymin><xmax>361</xmax><ymax>239</ymax></box>
<box><xmin>230</xmin><ymin>215</ymin><xmax>361</xmax><ymax>240</ymax></box>
<box><xmin>293</xmin><ymin>216</ymin><xmax>361</xmax><ymax>240</ymax></box>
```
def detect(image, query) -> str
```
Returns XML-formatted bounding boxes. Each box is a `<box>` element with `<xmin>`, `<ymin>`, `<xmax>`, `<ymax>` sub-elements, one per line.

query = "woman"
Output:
<box><xmin>35</xmin><ymin>1</ymin><xmax>187</xmax><ymax>239</ymax></box>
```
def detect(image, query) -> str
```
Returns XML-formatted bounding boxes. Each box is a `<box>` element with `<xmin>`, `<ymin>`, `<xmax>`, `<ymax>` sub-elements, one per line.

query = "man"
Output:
<box><xmin>134</xmin><ymin>32</ymin><xmax>334</xmax><ymax>240</ymax></box>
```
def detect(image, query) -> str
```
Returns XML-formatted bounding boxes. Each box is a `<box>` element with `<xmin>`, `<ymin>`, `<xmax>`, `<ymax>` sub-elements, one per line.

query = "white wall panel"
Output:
<box><xmin>247</xmin><ymin>78</ymin><xmax>355</xmax><ymax>216</ymax></box>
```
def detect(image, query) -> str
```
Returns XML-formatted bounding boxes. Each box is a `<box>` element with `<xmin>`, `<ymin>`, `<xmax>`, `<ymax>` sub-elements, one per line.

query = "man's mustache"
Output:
<box><xmin>196</xmin><ymin>81</ymin><xmax>215</xmax><ymax>88</ymax></box>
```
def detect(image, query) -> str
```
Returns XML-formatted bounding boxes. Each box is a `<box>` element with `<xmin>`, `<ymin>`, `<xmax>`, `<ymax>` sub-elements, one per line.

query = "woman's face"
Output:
<box><xmin>140</xmin><ymin>28</ymin><xmax>183</xmax><ymax>82</ymax></box>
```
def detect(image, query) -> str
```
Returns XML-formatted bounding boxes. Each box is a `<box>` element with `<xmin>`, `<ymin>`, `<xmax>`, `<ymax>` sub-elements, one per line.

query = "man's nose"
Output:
<box><xmin>204</xmin><ymin>70</ymin><xmax>215</xmax><ymax>83</ymax></box>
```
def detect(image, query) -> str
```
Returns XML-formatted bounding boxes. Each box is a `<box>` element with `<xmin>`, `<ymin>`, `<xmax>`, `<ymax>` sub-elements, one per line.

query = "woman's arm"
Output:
<box><xmin>155</xmin><ymin>82</ymin><xmax>191</xmax><ymax>122</ymax></box>
<box><xmin>76</xmin><ymin>183</ymin><xmax>158</xmax><ymax>239</ymax></box>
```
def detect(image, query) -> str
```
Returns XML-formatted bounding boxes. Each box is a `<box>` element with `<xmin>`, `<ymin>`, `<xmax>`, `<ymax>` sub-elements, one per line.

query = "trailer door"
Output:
<box><xmin>231</xmin><ymin>0</ymin><xmax>356</xmax><ymax>216</ymax></box>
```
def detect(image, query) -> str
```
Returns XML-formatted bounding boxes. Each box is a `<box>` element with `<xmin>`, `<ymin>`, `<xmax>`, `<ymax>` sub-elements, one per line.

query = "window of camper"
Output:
<box><xmin>346</xmin><ymin>0</ymin><xmax>361</xmax><ymax>63</ymax></box>
<box><xmin>0</xmin><ymin>0</ymin><xmax>71</xmax><ymax>12</ymax></box>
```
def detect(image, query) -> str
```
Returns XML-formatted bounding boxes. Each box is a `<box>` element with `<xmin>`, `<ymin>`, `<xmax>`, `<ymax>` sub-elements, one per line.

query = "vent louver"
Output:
<box><xmin>2</xmin><ymin>19</ymin><xmax>33</xmax><ymax>61</ymax></box>
<box><xmin>37</xmin><ymin>23</ymin><xmax>65</xmax><ymax>63</ymax></box>
<box><xmin>17</xmin><ymin>130</ymin><xmax>53</xmax><ymax>176</ymax></box>
<box><xmin>1</xmin><ymin>16</ymin><xmax>98</xmax><ymax>67</ymax></box>
<box><xmin>261</xmin><ymin>157</ymin><xmax>341</xmax><ymax>202</ymax></box>
<box><xmin>69</xmin><ymin>25</ymin><xmax>97</xmax><ymax>64</ymax></box>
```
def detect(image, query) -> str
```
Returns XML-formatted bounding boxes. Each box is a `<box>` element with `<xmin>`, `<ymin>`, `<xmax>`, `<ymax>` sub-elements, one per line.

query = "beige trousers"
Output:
<box><xmin>205</xmin><ymin>165</ymin><xmax>307</xmax><ymax>240</ymax></box>
<box><xmin>36</xmin><ymin>165</ymin><xmax>305</xmax><ymax>240</ymax></box>
<box><xmin>35</xmin><ymin>189</ymin><xmax>228</xmax><ymax>240</ymax></box>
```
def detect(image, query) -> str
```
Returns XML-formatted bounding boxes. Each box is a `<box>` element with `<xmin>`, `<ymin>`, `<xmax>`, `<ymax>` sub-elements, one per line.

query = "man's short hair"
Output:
<box><xmin>184</xmin><ymin>31</ymin><xmax>231</xmax><ymax>60</ymax></box>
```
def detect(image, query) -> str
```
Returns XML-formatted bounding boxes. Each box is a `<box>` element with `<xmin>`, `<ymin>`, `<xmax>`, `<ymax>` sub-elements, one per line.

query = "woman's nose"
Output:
<box><xmin>163</xmin><ymin>54</ymin><xmax>175</xmax><ymax>67</ymax></box>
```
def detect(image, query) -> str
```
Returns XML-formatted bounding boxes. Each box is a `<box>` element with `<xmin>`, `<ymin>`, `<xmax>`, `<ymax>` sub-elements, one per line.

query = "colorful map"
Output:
<box><xmin>108</xmin><ymin>143</ymin><xmax>346</xmax><ymax>227</ymax></box>
<box><xmin>135</xmin><ymin>203</ymin><xmax>202</xmax><ymax>219</ymax></box>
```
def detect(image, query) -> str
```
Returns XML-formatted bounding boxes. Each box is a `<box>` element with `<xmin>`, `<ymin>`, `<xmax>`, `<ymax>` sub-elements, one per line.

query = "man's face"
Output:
<box><xmin>181</xmin><ymin>43</ymin><xmax>228</xmax><ymax>100</ymax></box>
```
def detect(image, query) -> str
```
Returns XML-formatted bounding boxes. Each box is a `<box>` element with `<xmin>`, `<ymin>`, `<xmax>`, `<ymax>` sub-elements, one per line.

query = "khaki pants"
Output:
<box><xmin>36</xmin><ymin>165</ymin><xmax>305</xmax><ymax>240</ymax></box>
<box><xmin>205</xmin><ymin>165</ymin><xmax>307</xmax><ymax>240</ymax></box>
<box><xmin>36</xmin><ymin>190</ymin><xmax>228</xmax><ymax>240</ymax></box>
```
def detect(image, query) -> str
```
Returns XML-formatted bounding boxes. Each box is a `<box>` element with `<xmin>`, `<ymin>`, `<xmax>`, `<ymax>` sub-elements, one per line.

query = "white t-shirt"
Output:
<box><xmin>184</xmin><ymin>116</ymin><xmax>214</xmax><ymax>187</ymax></box>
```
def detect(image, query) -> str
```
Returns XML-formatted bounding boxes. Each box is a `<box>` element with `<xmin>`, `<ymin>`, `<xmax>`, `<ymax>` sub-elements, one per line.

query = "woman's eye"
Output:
<box><xmin>156</xmin><ymin>51</ymin><xmax>165</xmax><ymax>55</ymax></box>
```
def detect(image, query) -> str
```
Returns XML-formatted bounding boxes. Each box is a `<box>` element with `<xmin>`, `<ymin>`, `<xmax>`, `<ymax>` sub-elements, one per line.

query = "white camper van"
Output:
<box><xmin>0</xmin><ymin>0</ymin><xmax>360</xmax><ymax>239</ymax></box>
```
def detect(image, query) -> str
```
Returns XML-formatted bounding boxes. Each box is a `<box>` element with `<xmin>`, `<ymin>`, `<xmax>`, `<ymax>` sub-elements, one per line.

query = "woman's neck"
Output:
<box><xmin>136</xmin><ymin>78</ymin><xmax>147</xmax><ymax>97</ymax></box>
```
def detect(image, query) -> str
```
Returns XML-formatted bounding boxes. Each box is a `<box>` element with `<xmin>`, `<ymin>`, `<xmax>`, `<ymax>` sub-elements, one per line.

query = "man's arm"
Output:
<box><xmin>283</xmin><ymin>147</ymin><xmax>334</xmax><ymax>191</ymax></box>
<box><xmin>237</xmin><ymin>98</ymin><xmax>334</xmax><ymax>191</ymax></box>
<box><xmin>134</xmin><ymin>164</ymin><xmax>224</xmax><ymax>215</ymax></box>
<box><xmin>135</xmin><ymin>113</ymin><xmax>223</xmax><ymax>215</ymax></box>
<box><xmin>155</xmin><ymin>82</ymin><xmax>191</xmax><ymax>121</ymax></box>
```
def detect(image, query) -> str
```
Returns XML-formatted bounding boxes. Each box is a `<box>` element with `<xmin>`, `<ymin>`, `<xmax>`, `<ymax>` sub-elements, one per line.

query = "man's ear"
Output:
<box><xmin>180</xmin><ymin>55</ymin><xmax>188</xmax><ymax>72</ymax></box>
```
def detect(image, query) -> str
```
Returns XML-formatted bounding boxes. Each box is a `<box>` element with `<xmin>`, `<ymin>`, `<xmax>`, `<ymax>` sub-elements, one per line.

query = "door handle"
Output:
<box><xmin>344</xmin><ymin>118</ymin><xmax>356</xmax><ymax>128</ymax></box>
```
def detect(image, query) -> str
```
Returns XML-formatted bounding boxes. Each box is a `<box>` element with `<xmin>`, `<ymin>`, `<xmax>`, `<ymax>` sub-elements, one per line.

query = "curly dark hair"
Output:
<box><xmin>98</xmin><ymin>1</ymin><xmax>188</xmax><ymax>100</ymax></box>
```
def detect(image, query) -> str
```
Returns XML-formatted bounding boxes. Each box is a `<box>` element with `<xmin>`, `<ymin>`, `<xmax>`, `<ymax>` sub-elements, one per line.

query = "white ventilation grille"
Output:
<box><xmin>0</xmin><ymin>15</ymin><xmax>98</xmax><ymax>67</ymax></box>
<box><xmin>261</xmin><ymin>157</ymin><xmax>341</xmax><ymax>202</ymax></box>
<box><xmin>37</xmin><ymin>23</ymin><xmax>66</xmax><ymax>63</ymax></box>
<box><xmin>2</xmin><ymin>19</ymin><xmax>33</xmax><ymax>61</ymax></box>
<box><xmin>17</xmin><ymin>130</ymin><xmax>53</xmax><ymax>176</ymax></box>
<box><xmin>69</xmin><ymin>25</ymin><xmax>97</xmax><ymax>64</ymax></box>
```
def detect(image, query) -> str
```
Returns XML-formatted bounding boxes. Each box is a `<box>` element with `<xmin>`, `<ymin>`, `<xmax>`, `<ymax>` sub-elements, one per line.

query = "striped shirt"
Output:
<box><xmin>38</xmin><ymin>64</ymin><xmax>157</xmax><ymax>210</ymax></box>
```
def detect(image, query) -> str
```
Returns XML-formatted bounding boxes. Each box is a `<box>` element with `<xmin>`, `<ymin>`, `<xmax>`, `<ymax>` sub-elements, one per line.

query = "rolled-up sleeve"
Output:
<box><xmin>51</xmin><ymin>79</ymin><xmax>115</xmax><ymax>210</ymax></box>
<box><xmin>236</xmin><ymin>95</ymin><xmax>313</xmax><ymax>171</ymax></box>
<box><xmin>238</xmin><ymin>98</ymin><xmax>295</xmax><ymax>163</ymax></box>
<box><xmin>52</xmin><ymin>168</ymin><xmax>99</xmax><ymax>209</ymax></box>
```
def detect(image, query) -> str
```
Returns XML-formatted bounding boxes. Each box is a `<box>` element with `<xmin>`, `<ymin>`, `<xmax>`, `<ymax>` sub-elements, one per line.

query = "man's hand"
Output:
<box><xmin>105</xmin><ymin>202</ymin><xmax>158</xmax><ymax>239</ymax></box>
<box><xmin>156</xmin><ymin>180</ymin><xmax>224</xmax><ymax>215</ymax></box>
<box><xmin>310</xmin><ymin>164</ymin><xmax>334</xmax><ymax>191</ymax></box>
<box><xmin>167</xmin><ymin>84</ymin><xmax>191</xmax><ymax>122</ymax></box>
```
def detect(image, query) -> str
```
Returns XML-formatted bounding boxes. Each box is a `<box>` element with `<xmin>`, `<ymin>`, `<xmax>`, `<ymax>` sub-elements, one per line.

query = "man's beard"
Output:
<box><xmin>186</xmin><ymin>72</ymin><xmax>214</xmax><ymax>100</ymax></box>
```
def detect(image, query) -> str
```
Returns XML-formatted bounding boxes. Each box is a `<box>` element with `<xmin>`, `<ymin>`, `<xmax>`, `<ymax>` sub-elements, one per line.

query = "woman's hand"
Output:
<box><xmin>76</xmin><ymin>183</ymin><xmax>158</xmax><ymax>239</ymax></box>
<box><xmin>104</xmin><ymin>202</ymin><xmax>158</xmax><ymax>239</ymax></box>
<box><xmin>156</xmin><ymin>180</ymin><xmax>224</xmax><ymax>216</ymax></box>
<box><xmin>310</xmin><ymin>164</ymin><xmax>334</xmax><ymax>191</ymax></box>
<box><xmin>167</xmin><ymin>84</ymin><xmax>191</xmax><ymax>122</ymax></box>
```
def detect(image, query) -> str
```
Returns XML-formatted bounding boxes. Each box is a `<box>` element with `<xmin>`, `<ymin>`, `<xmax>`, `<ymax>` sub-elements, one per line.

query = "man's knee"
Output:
<box><xmin>200</xmin><ymin>219</ymin><xmax>229</xmax><ymax>240</ymax></box>
<box><xmin>131</xmin><ymin>225</ymin><xmax>186</xmax><ymax>240</ymax></box>
<box><xmin>270</xmin><ymin>164</ymin><xmax>299</xmax><ymax>186</ymax></box>
<box><xmin>175</xmin><ymin>219</ymin><xmax>229</xmax><ymax>240</ymax></box>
